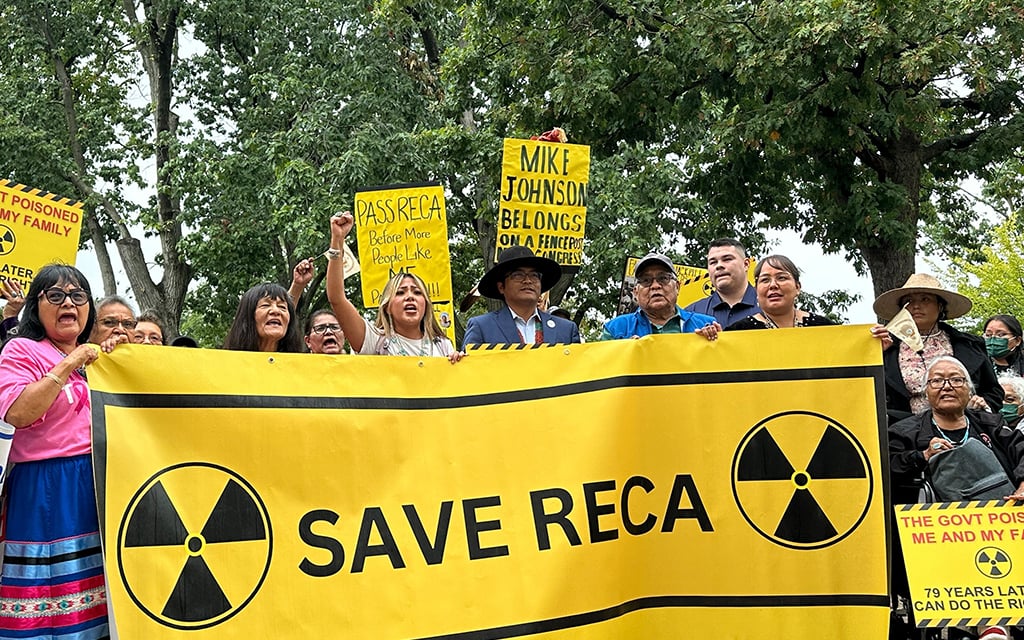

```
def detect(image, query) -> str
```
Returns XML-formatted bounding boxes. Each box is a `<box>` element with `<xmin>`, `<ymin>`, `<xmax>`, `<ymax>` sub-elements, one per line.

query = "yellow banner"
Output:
<box><xmin>617</xmin><ymin>256</ymin><xmax>757</xmax><ymax>315</ymax></box>
<box><xmin>498</xmin><ymin>138</ymin><xmax>590</xmax><ymax>267</ymax></box>
<box><xmin>352</xmin><ymin>182</ymin><xmax>454</xmax><ymax>342</ymax></box>
<box><xmin>0</xmin><ymin>180</ymin><xmax>83</xmax><ymax>289</ymax></box>
<box><xmin>91</xmin><ymin>326</ymin><xmax>889</xmax><ymax>639</ymax></box>
<box><xmin>896</xmin><ymin>501</ymin><xmax>1024</xmax><ymax>628</ymax></box>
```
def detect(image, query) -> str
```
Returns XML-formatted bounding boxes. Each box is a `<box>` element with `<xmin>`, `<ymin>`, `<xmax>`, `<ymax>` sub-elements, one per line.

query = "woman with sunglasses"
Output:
<box><xmin>0</xmin><ymin>264</ymin><xmax>118</xmax><ymax>638</ymax></box>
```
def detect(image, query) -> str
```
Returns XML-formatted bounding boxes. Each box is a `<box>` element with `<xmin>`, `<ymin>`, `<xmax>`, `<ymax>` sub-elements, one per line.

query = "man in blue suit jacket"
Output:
<box><xmin>463</xmin><ymin>246</ymin><xmax>581</xmax><ymax>348</ymax></box>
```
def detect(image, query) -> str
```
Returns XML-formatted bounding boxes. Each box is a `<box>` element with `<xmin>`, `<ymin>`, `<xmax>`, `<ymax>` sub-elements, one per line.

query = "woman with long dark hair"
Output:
<box><xmin>0</xmin><ymin>263</ymin><xmax>111</xmax><ymax>638</ymax></box>
<box><xmin>223</xmin><ymin>283</ymin><xmax>304</xmax><ymax>353</ymax></box>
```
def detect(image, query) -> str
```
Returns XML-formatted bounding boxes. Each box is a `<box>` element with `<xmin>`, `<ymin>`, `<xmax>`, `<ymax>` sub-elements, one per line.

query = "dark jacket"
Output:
<box><xmin>889</xmin><ymin>409</ymin><xmax>1024</xmax><ymax>503</ymax></box>
<box><xmin>994</xmin><ymin>349</ymin><xmax>1024</xmax><ymax>377</ymax></box>
<box><xmin>463</xmin><ymin>307</ymin><xmax>580</xmax><ymax>348</ymax></box>
<box><xmin>883</xmin><ymin>321</ymin><xmax>1003</xmax><ymax>418</ymax></box>
<box><xmin>725</xmin><ymin>312</ymin><xmax>836</xmax><ymax>331</ymax></box>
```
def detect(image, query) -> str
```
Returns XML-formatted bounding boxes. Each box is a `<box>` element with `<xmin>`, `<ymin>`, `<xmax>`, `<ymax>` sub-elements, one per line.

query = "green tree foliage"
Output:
<box><xmin>448</xmin><ymin>0</ymin><xmax>1024</xmax><ymax>299</ymax></box>
<box><xmin>946</xmin><ymin>213</ymin><xmax>1024</xmax><ymax>329</ymax></box>
<box><xmin>3</xmin><ymin>0</ymin><xmax>1022</xmax><ymax>341</ymax></box>
<box><xmin>0</xmin><ymin>0</ymin><xmax>191</xmax><ymax>335</ymax></box>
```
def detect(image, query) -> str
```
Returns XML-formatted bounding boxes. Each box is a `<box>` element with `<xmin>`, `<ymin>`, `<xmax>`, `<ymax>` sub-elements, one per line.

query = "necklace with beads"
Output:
<box><xmin>762</xmin><ymin>308</ymin><xmax>800</xmax><ymax>329</ymax></box>
<box><xmin>933</xmin><ymin>415</ymin><xmax>969</xmax><ymax>446</ymax></box>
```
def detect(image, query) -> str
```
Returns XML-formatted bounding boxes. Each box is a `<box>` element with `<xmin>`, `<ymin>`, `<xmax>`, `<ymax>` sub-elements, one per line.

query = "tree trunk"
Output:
<box><xmin>858</xmin><ymin>133</ymin><xmax>924</xmax><ymax>312</ymax></box>
<box><xmin>83</xmin><ymin>210</ymin><xmax>117</xmax><ymax>295</ymax></box>
<box><xmin>118</xmin><ymin>0</ymin><xmax>191</xmax><ymax>338</ymax></box>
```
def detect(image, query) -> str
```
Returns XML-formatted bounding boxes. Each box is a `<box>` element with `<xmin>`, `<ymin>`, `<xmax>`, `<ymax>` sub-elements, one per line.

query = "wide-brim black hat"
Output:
<box><xmin>479</xmin><ymin>246</ymin><xmax>562</xmax><ymax>299</ymax></box>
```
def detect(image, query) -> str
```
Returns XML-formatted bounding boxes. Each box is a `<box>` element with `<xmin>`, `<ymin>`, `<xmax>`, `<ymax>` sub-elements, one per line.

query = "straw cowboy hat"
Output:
<box><xmin>872</xmin><ymin>273</ymin><xmax>972</xmax><ymax>321</ymax></box>
<box><xmin>478</xmin><ymin>246</ymin><xmax>562</xmax><ymax>299</ymax></box>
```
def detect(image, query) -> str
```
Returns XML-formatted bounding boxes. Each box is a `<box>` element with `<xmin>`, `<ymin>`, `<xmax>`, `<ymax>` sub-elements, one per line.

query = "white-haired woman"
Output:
<box><xmin>889</xmin><ymin>356</ymin><xmax>1024</xmax><ymax>640</ymax></box>
<box><xmin>998</xmin><ymin>372</ymin><xmax>1024</xmax><ymax>430</ymax></box>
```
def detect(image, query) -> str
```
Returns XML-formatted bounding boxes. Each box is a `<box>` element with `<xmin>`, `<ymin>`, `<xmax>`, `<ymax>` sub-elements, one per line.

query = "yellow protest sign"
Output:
<box><xmin>91</xmin><ymin>326</ymin><xmax>889</xmax><ymax>639</ymax></box>
<box><xmin>617</xmin><ymin>256</ymin><xmax>757</xmax><ymax>315</ymax></box>
<box><xmin>352</xmin><ymin>182</ymin><xmax>454</xmax><ymax>341</ymax></box>
<box><xmin>0</xmin><ymin>180</ymin><xmax>83</xmax><ymax>289</ymax></box>
<box><xmin>896</xmin><ymin>501</ymin><xmax>1024</xmax><ymax>628</ymax></box>
<box><xmin>498</xmin><ymin>138</ymin><xmax>590</xmax><ymax>267</ymax></box>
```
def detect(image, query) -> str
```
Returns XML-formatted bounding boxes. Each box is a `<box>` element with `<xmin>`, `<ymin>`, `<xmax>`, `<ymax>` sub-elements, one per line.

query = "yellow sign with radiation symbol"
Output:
<box><xmin>91</xmin><ymin>326</ymin><xmax>889</xmax><ymax>639</ymax></box>
<box><xmin>896</xmin><ymin>502</ymin><xmax>1024</xmax><ymax>628</ymax></box>
<box><xmin>0</xmin><ymin>180</ymin><xmax>83</xmax><ymax>291</ymax></box>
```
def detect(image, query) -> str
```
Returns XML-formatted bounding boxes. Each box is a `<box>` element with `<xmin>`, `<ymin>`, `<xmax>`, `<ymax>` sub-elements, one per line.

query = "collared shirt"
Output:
<box><xmin>510</xmin><ymin>307</ymin><xmax>542</xmax><ymax>344</ymax></box>
<box><xmin>599</xmin><ymin>306</ymin><xmax>715</xmax><ymax>341</ymax></box>
<box><xmin>683</xmin><ymin>284</ymin><xmax>760</xmax><ymax>328</ymax></box>
<box><xmin>599</xmin><ymin>312</ymin><xmax>682</xmax><ymax>341</ymax></box>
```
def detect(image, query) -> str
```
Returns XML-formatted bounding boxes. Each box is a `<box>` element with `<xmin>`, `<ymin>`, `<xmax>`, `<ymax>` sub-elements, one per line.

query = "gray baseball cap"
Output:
<box><xmin>634</xmin><ymin>252</ymin><xmax>675</xmax><ymax>276</ymax></box>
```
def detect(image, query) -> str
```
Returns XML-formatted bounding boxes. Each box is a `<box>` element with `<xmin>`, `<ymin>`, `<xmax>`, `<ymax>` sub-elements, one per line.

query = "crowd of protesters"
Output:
<box><xmin>3</xmin><ymin>223</ymin><xmax>1024</xmax><ymax>640</ymax></box>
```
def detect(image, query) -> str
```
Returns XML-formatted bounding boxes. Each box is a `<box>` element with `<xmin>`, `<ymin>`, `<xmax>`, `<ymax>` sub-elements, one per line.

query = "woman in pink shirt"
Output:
<box><xmin>0</xmin><ymin>264</ymin><xmax>110</xmax><ymax>639</ymax></box>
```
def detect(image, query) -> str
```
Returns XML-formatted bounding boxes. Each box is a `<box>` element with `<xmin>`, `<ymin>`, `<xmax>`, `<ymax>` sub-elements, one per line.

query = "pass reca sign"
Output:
<box><xmin>116</xmin><ymin>463</ymin><xmax>273</xmax><ymax>630</ymax></box>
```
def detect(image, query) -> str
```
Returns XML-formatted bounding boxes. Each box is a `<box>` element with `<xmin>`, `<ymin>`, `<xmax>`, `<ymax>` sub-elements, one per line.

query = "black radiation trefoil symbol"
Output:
<box><xmin>976</xmin><ymin>547</ymin><xmax>1012</xmax><ymax>579</ymax></box>
<box><xmin>0</xmin><ymin>225</ymin><xmax>15</xmax><ymax>256</ymax></box>
<box><xmin>731</xmin><ymin>411</ymin><xmax>873</xmax><ymax>550</ymax></box>
<box><xmin>117</xmin><ymin>463</ymin><xmax>273</xmax><ymax>630</ymax></box>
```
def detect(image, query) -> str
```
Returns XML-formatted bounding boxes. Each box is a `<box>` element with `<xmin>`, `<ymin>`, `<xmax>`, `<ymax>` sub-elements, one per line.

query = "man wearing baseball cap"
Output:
<box><xmin>600</xmin><ymin>252</ymin><xmax>720</xmax><ymax>340</ymax></box>
<box><xmin>463</xmin><ymin>246</ymin><xmax>581</xmax><ymax>348</ymax></box>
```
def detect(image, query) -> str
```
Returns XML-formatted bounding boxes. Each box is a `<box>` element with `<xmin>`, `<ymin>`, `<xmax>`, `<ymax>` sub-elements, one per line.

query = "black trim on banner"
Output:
<box><xmin>414</xmin><ymin>593</ymin><xmax>891</xmax><ymax>639</ymax></box>
<box><xmin>91</xmin><ymin>365</ymin><xmax>880</xmax><ymax>412</ymax></box>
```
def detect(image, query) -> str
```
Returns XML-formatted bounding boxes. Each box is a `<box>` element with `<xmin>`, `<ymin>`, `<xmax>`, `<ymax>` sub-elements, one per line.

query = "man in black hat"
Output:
<box><xmin>463</xmin><ymin>246</ymin><xmax>581</xmax><ymax>348</ymax></box>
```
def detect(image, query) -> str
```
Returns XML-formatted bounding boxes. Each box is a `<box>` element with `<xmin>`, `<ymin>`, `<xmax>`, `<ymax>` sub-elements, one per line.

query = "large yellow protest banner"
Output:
<box><xmin>0</xmin><ymin>180</ymin><xmax>83</xmax><ymax>289</ymax></box>
<box><xmin>896</xmin><ymin>501</ymin><xmax>1024</xmax><ymax>628</ymax></box>
<box><xmin>498</xmin><ymin>138</ymin><xmax>590</xmax><ymax>267</ymax></box>
<box><xmin>90</xmin><ymin>327</ymin><xmax>889</xmax><ymax>638</ymax></box>
<box><xmin>353</xmin><ymin>182</ymin><xmax>455</xmax><ymax>341</ymax></box>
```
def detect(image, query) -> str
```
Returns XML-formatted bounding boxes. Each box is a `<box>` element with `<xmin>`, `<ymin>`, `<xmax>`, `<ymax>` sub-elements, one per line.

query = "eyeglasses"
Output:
<box><xmin>310</xmin><ymin>323</ymin><xmax>342</xmax><ymax>335</ymax></box>
<box><xmin>756</xmin><ymin>274</ymin><xmax>795</xmax><ymax>286</ymax></box>
<box><xmin>98</xmin><ymin>317</ymin><xmax>138</xmax><ymax>330</ymax></box>
<box><xmin>636</xmin><ymin>274</ymin><xmax>677</xmax><ymax>288</ymax></box>
<box><xmin>506</xmin><ymin>271</ymin><xmax>543</xmax><ymax>283</ymax></box>
<box><xmin>983</xmin><ymin>331</ymin><xmax>1015</xmax><ymax>339</ymax></box>
<box><xmin>926</xmin><ymin>376</ymin><xmax>968</xmax><ymax>390</ymax></box>
<box><xmin>41</xmin><ymin>288</ymin><xmax>90</xmax><ymax>306</ymax></box>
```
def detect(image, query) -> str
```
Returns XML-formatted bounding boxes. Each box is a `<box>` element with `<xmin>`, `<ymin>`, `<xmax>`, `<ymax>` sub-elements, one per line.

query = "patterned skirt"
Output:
<box><xmin>0</xmin><ymin>454</ymin><xmax>109</xmax><ymax>639</ymax></box>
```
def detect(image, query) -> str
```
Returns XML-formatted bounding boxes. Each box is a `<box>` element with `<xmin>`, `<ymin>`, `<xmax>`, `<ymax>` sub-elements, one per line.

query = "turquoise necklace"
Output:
<box><xmin>933</xmin><ymin>416</ymin><xmax>970</xmax><ymax>446</ymax></box>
